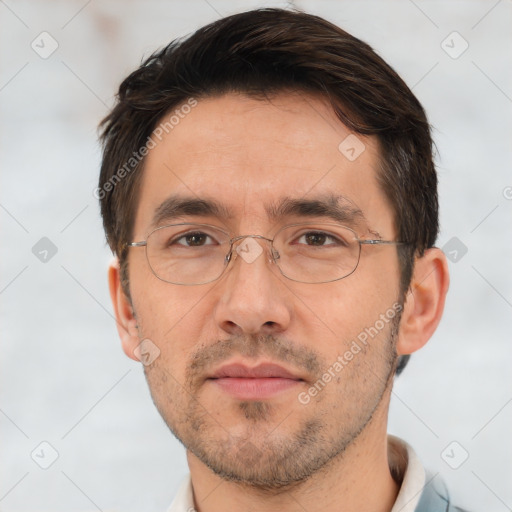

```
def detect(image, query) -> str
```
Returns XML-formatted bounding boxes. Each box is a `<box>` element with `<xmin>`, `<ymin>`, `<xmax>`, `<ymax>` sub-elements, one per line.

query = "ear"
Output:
<box><xmin>396</xmin><ymin>248</ymin><xmax>450</xmax><ymax>356</ymax></box>
<box><xmin>108</xmin><ymin>258</ymin><xmax>140</xmax><ymax>361</ymax></box>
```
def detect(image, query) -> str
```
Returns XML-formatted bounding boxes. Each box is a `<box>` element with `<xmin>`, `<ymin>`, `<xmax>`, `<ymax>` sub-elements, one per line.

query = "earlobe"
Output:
<box><xmin>108</xmin><ymin>258</ymin><xmax>140</xmax><ymax>361</ymax></box>
<box><xmin>396</xmin><ymin>248</ymin><xmax>450</xmax><ymax>356</ymax></box>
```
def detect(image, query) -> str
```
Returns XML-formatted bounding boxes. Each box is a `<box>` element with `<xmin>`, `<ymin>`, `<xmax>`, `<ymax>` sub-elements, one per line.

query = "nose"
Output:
<box><xmin>213</xmin><ymin>236</ymin><xmax>292</xmax><ymax>336</ymax></box>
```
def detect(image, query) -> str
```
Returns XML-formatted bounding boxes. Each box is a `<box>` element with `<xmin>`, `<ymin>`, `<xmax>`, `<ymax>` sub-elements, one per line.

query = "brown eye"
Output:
<box><xmin>184</xmin><ymin>233</ymin><xmax>208</xmax><ymax>246</ymax></box>
<box><xmin>174</xmin><ymin>232</ymin><xmax>215</xmax><ymax>247</ymax></box>
<box><xmin>296</xmin><ymin>231</ymin><xmax>341</xmax><ymax>247</ymax></box>
<box><xmin>305</xmin><ymin>233</ymin><xmax>328</xmax><ymax>245</ymax></box>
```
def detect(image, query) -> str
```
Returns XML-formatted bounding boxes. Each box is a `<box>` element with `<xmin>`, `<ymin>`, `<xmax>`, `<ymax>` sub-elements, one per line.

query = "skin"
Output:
<box><xmin>109</xmin><ymin>92</ymin><xmax>449</xmax><ymax>512</ymax></box>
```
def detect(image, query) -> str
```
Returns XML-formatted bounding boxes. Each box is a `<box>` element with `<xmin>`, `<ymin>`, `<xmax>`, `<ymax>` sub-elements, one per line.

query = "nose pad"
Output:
<box><xmin>271</xmin><ymin>247</ymin><xmax>280</xmax><ymax>263</ymax></box>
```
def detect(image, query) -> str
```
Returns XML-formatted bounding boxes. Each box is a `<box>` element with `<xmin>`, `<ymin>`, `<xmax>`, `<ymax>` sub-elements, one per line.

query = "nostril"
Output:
<box><xmin>221</xmin><ymin>320</ymin><xmax>243</xmax><ymax>336</ymax></box>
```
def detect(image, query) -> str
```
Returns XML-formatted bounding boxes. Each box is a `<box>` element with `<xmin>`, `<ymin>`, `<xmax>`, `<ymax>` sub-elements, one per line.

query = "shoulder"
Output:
<box><xmin>415</xmin><ymin>472</ymin><xmax>469</xmax><ymax>512</ymax></box>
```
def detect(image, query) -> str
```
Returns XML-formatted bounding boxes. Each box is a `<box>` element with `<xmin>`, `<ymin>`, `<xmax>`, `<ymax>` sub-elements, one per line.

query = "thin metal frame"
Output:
<box><xmin>126</xmin><ymin>222</ymin><xmax>408</xmax><ymax>285</ymax></box>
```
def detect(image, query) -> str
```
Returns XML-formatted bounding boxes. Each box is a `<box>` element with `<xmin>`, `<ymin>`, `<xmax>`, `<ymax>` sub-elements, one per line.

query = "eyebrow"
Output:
<box><xmin>150</xmin><ymin>193</ymin><xmax>367</xmax><ymax>231</ymax></box>
<box><xmin>151</xmin><ymin>196</ymin><xmax>232</xmax><ymax>228</ymax></box>
<box><xmin>266</xmin><ymin>195</ymin><xmax>367</xmax><ymax>228</ymax></box>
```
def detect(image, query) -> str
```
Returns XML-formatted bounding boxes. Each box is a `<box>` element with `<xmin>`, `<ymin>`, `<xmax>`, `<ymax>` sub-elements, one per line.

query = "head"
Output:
<box><xmin>99</xmin><ymin>8</ymin><xmax>449</xmax><ymax>490</ymax></box>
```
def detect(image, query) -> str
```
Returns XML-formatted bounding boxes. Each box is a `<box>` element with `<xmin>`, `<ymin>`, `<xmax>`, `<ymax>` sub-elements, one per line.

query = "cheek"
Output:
<box><xmin>130</xmin><ymin>249</ymin><xmax>196</xmax><ymax>333</ymax></box>
<box><xmin>130</xmin><ymin>273</ymin><xmax>218</xmax><ymax>377</ymax></box>
<box><xmin>355</xmin><ymin>243</ymin><xmax>401</xmax><ymax>297</ymax></box>
<box><xmin>291</xmin><ymin>251</ymin><xmax>401</xmax><ymax>364</ymax></box>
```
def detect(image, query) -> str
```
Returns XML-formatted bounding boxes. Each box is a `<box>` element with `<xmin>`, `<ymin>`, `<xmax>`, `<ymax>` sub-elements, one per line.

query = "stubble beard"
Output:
<box><xmin>143</xmin><ymin>317</ymin><xmax>400</xmax><ymax>492</ymax></box>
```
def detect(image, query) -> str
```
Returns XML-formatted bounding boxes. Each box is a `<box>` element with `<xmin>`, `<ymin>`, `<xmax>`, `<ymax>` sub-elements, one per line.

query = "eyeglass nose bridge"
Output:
<box><xmin>225</xmin><ymin>234</ymin><xmax>280</xmax><ymax>266</ymax></box>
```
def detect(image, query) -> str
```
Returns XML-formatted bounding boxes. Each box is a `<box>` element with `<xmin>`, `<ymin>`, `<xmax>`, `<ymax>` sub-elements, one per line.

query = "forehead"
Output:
<box><xmin>133</xmin><ymin>92</ymin><xmax>394</xmax><ymax>237</ymax></box>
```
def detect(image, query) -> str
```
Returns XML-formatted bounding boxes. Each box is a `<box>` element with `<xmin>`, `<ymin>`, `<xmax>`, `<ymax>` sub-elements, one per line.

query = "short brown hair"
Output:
<box><xmin>98</xmin><ymin>8</ymin><xmax>439</xmax><ymax>373</ymax></box>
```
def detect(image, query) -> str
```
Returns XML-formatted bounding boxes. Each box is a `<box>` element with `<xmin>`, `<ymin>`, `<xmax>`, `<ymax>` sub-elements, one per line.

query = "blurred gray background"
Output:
<box><xmin>1</xmin><ymin>0</ymin><xmax>511</xmax><ymax>511</ymax></box>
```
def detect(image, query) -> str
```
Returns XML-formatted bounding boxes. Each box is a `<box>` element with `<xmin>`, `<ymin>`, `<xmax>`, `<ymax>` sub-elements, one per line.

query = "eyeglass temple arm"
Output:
<box><xmin>359</xmin><ymin>240</ymin><xmax>408</xmax><ymax>245</ymax></box>
<box><xmin>126</xmin><ymin>241</ymin><xmax>147</xmax><ymax>247</ymax></box>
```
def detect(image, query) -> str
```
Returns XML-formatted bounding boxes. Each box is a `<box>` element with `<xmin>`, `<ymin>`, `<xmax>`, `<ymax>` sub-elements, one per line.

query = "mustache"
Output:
<box><xmin>187</xmin><ymin>333</ymin><xmax>323</xmax><ymax>386</ymax></box>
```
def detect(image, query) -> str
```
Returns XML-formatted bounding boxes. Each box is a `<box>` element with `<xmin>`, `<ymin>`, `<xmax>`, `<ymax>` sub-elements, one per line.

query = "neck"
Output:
<box><xmin>187</xmin><ymin>400</ymin><xmax>400</xmax><ymax>512</ymax></box>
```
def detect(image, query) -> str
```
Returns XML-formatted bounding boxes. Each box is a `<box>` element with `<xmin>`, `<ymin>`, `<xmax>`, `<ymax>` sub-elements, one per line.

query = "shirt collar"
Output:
<box><xmin>389</xmin><ymin>435</ymin><xmax>426</xmax><ymax>512</ymax></box>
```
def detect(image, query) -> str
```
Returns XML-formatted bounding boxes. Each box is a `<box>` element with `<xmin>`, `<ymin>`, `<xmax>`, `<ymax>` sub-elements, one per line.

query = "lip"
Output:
<box><xmin>210</xmin><ymin>362</ymin><xmax>301</xmax><ymax>380</ymax></box>
<box><xmin>208</xmin><ymin>362</ymin><xmax>304</xmax><ymax>400</ymax></box>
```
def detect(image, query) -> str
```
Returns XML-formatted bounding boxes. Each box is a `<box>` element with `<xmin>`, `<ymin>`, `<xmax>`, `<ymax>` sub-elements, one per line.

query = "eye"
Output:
<box><xmin>174</xmin><ymin>231</ymin><xmax>216</xmax><ymax>247</ymax></box>
<box><xmin>295</xmin><ymin>231</ymin><xmax>345</xmax><ymax>247</ymax></box>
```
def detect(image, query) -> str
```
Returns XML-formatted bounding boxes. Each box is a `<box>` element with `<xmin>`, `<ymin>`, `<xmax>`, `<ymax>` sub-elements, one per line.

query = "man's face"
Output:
<box><xmin>127</xmin><ymin>92</ymin><xmax>402</xmax><ymax>488</ymax></box>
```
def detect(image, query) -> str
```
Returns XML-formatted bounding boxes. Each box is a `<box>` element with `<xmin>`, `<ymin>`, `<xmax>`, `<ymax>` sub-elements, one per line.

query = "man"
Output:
<box><xmin>98</xmin><ymin>8</ymin><xmax>462</xmax><ymax>511</ymax></box>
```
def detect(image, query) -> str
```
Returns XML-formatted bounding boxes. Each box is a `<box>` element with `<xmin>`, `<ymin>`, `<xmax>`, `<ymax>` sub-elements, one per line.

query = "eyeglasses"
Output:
<box><xmin>126</xmin><ymin>222</ymin><xmax>408</xmax><ymax>285</ymax></box>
